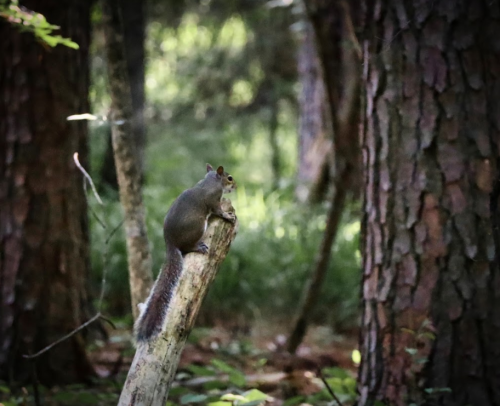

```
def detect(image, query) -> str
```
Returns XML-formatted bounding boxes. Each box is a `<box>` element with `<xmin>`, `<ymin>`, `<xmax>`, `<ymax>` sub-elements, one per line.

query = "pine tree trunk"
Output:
<box><xmin>0</xmin><ymin>0</ymin><xmax>94</xmax><ymax>385</ymax></box>
<box><xmin>358</xmin><ymin>1</ymin><xmax>500</xmax><ymax>405</ymax></box>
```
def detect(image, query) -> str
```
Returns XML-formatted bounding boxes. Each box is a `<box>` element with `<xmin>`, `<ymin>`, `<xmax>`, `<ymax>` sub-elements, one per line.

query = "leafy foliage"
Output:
<box><xmin>0</xmin><ymin>0</ymin><xmax>79</xmax><ymax>48</ymax></box>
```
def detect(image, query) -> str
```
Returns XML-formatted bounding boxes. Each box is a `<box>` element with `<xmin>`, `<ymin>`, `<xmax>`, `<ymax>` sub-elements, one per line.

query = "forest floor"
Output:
<box><xmin>1</xmin><ymin>324</ymin><xmax>359</xmax><ymax>406</ymax></box>
<box><xmin>90</xmin><ymin>322</ymin><xmax>360</xmax><ymax>406</ymax></box>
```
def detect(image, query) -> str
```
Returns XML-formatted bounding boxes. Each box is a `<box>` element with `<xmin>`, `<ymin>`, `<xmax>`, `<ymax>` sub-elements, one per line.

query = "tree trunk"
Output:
<box><xmin>296</xmin><ymin>21</ymin><xmax>332</xmax><ymax>203</ymax></box>
<box><xmin>269</xmin><ymin>90</ymin><xmax>281</xmax><ymax>191</ymax></box>
<box><xmin>102</xmin><ymin>0</ymin><xmax>154</xmax><ymax>320</ymax></box>
<box><xmin>99</xmin><ymin>0</ymin><xmax>146</xmax><ymax>190</ymax></box>
<box><xmin>287</xmin><ymin>0</ymin><xmax>361</xmax><ymax>352</ymax></box>
<box><xmin>358</xmin><ymin>1</ymin><xmax>500</xmax><ymax>405</ymax></box>
<box><xmin>0</xmin><ymin>0</ymin><xmax>95</xmax><ymax>385</ymax></box>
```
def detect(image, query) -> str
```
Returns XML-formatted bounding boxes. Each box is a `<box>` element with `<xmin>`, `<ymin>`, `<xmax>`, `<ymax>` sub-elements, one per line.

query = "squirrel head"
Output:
<box><xmin>206</xmin><ymin>164</ymin><xmax>236</xmax><ymax>193</ymax></box>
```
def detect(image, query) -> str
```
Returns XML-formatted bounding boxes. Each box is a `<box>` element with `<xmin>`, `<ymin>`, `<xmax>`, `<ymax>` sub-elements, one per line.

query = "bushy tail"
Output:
<box><xmin>135</xmin><ymin>244</ymin><xmax>183</xmax><ymax>341</ymax></box>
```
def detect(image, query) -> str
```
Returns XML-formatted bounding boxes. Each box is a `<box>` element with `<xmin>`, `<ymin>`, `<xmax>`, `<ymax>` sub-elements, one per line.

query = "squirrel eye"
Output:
<box><xmin>228</xmin><ymin>176</ymin><xmax>233</xmax><ymax>181</ymax></box>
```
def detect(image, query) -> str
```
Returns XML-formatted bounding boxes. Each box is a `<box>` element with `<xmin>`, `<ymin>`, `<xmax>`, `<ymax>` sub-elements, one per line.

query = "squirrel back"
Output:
<box><xmin>135</xmin><ymin>164</ymin><xmax>236</xmax><ymax>341</ymax></box>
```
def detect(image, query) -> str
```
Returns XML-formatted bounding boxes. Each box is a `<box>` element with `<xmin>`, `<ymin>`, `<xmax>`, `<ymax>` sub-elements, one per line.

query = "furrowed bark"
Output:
<box><xmin>0</xmin><ymin>0</ymin><xmax>95</xmax><ymax>385</ymax></box>
<box><xmin>358</xmin><ymin>1</ymin><xmax>500</xmax><ymax>405</ymax></box>
<box><xmin>102</xmin><ymin>0</ymin><xmax>153</xmax><ymax>319</ymax></box>
<box><xmin>118</xmin><ymin>200</ymin><xmax>237</xmax><ymax>406</ymax></box>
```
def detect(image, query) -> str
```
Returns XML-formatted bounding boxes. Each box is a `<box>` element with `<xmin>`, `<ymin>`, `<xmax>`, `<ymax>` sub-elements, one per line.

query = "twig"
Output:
<box><xmin>73</xmin><ymin>152</ymin><xmax>103</xmax><ymax>204</ymax></box>
<box><xmin>317</xmin><ymin>368</ymin><xmax>344</xmax><ymax>406</ymax></box>
<box><xmin>99</xmin><ymin>315</ymin><xmax>117</xmax><ymax>330</ymax></box>
<box><xmin>23</xmin><ymin>313</ymin><xmax>102</xmax><ymax>359</ymax></box>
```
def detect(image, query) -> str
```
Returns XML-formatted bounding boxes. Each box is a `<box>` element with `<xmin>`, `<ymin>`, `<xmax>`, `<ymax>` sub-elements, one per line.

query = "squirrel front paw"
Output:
<box><xmin>195</xmin><ymin>242</ymin><xmax>209</xmax><ymax>254</ymax></box>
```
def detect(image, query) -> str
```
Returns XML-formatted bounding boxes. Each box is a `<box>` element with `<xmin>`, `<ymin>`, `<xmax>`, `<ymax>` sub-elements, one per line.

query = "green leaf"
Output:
<box><xmin>0</xmin><ymin>385</ymin><xmax>10</xmax><ymax>393</ymax></box>
<box><xmin>322</xmin><ymin>367</ymin><xmax>351</xmax><ymax>379</ymax></box>
<box><xmin>169</xmin><ymin>386</ymin><xmax>190</xmax><ymax>397</ymax></box>
<box><xmin>203</xmin><ymin>380</ymin><xmax>228</xmax><ymax>390</ymax></box>
<box><xmin>180</xmin><ymin>393</ymin><xmax>209</xmax><ymax>404</ymax></box>
<box><xmin>405</xmin><ymin>347</ymin><xmax>418</xmax><ymax>355</ymax></box>
<box><xmin>283</xmin><ymin>395</ymin><xmax>305</xmax><ymax>406</ymax></box>
<box><xmin>420</xmin><ymin>332</ymin><xmax>436</xmax><ymax>340</ymax></box>
<box><xmin>221</xmin><ymin>393</ymin><xmax>247</xmax><ymax>402</ymax></box>
<box><xmin>207</xmin><ymin>402</ymin><xmax>232</xmax><ymax>406</ymax></box>
<box><xmin>211</xmin><ymin>359</ymin><xmax>237</xmax><ymax>374</ymax></box>
<box><xmin>425</xmin><ymin>387</ymin><xmax>452</xmax><ymax>394</ymax></box>
<box><xmin>187</xmin><ymin>364</ymin><xmax>217</xmax><ymax>377</ymax></box>
<box><xmin>242</xmin><ymin>389</ymin><xmax>269</xmax><ymax>402</ymax></box>
<box><xmin>239</xmin><ymin>401</ymin><xmax>266</xmax><ymax>406</ymax></box>
<box><xmin>228</xmin><ymin>371</ymin><xmax>246</xmax><ymax>388</ymax></box>
<box><xmin>210</xmin><ymin>359</ymin><xmax>246</xmax><ymax>387</ymax></box>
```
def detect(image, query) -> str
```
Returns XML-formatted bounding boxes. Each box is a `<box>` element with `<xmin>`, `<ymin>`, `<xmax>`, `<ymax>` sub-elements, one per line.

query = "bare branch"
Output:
<box><xmin>73</xmin><ymin>152</ymin><xmax>103</xmax><ymax>204</ymax></box>
<box><xmin>118</xmin><ymin>200</ymin><xmax>238</xmax><ymax>406</ymax></box>
<box><xmin>23</xmin><ymin>313</ymin><xmax>102</xmax><ymax>359</ymax></box>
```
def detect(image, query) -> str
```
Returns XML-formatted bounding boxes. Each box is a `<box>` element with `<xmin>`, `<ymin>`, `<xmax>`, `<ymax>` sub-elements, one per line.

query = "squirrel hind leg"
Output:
<box><xmin>193</xmin><ymin>241</ymin><xmax>209</xmax><ymax>254</ymax></box>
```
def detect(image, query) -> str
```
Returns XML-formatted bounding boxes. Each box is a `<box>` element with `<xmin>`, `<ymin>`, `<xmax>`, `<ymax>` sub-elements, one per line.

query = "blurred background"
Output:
<box><xmin>88</xmin><ymin>0</ymin><xmax>361</xmax><ymax>332</ymax></box>
<box><xmin>1</xmin><ymin>0</ymin><xmax>362</xmax><ymax>404</ymax></box>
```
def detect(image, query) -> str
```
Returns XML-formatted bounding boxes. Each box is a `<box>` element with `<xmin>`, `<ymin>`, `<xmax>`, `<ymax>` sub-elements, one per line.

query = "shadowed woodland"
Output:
<box><xmin>1</xmin><ymin>0</ymin><xmax>500</xmax><ymax>405</ymax></box>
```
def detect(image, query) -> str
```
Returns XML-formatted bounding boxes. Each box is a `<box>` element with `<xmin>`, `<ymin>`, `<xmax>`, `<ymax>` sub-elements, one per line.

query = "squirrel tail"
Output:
<box><xmin>135</xmin><ymin>244</ymin><xmax>183</xmax><ymax>342</ymax></box>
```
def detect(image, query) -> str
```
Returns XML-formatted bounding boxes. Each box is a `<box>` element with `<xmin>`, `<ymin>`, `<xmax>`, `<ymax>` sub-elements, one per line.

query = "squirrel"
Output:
<box><xmin>135</xmin><ymin>164</ymin><xmax>237</xmax><ymax>341</ymax></box>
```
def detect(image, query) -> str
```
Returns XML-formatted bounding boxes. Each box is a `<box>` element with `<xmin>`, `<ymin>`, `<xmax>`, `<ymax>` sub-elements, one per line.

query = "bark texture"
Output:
<box><xmin>0</xmin><ymin>0</ymin><xmax>94</xmax><ymax>384</ymax></box>
<box><xmin>358</xmin><ymin>1</ymin><xmax>500</xmax><ymax>405</ymax></box>
<box><xmin>118</xmin><ymin>200</ymin><xmax>237</xmax><ymax>406</ymax></box>
<box><xmin>102</xmin><ymin>0</ymin><xmax>154</xmax><ymax>320</ymax></box>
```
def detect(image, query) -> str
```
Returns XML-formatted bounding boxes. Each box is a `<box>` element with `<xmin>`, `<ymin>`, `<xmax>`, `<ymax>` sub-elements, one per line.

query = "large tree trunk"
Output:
<box><xmin>0</xmin><ymin>0</ymin><xmax>94</xmax><ymax>385</ymax></box>
<box><xmin>358</xmin><ymin>1</ymin><xmax>500</xmax><ymax>405</ymax></box>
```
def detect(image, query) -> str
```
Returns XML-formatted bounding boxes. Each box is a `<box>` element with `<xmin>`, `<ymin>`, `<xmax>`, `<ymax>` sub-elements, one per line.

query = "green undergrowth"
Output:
<box><xmin>88</xmin><ymin>181</ymin><xmax>361</xmax><ymax>329</ymax></box>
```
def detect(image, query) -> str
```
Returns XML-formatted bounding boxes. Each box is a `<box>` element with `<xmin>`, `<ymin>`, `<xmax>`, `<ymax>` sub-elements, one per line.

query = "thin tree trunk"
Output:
<box><xmin>287</xmin><ymin>167</ymin><xmax>351</xmax><ymax>353</ymax></box>
<box><xmin>0</xmin><ymin>0</ymin><xmax>95</xmax><ymax>385</ymax></box>
<box><xmin>287</xmin><ymin>0</ymin><xmax>361</xmax><ymax>353</ymax></box>
<box><xmin>296</xmin><ymin>21</ymin><xmax>332</xmax><ymax>203</ymax></box>
<box><xmin>358</xmin><ymin>1</ymin><xmax>500</xmax><ymax>405</ymax></box>
<box><xmin>118</xmin><ymin>201</ymin><xmax>238</xmax><ymax>406</ymax></box>
<box><xmin>102</xmin><ymin>0</ymin><xmax>153</xmax><ymax>320</ymax></box>
<box><xmin>99</xmin><ymin>0</ymin><xmax>146</xmax><ymax>190</ymax></box>
<box><xmin>269</xmin><ymin>90</ymin><xmax>281</xmax><ymax>190</ymax></box>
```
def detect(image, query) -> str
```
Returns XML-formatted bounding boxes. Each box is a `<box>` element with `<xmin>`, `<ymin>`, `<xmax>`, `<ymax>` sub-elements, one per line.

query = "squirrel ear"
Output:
<box><xmin>206</xmin><ymin>164</ymin><xmax>213</xmax><ymax>173</ymax></box>
<box><xmin>217</xmin><ymin>166</ymin><xmax>224</xmax><ymax>175</ymax></box>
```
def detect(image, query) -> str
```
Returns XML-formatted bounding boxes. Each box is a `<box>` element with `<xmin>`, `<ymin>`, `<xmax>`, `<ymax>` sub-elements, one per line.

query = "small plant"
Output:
<box><xmin>167</xmin><ymin>358</ymin><xmax>273</xmax><ymax>406</ymax></box>
<box><xmin>402</xmin><ymin>319</ymin><xmax>451</xmax><ymax>405</ymax></box>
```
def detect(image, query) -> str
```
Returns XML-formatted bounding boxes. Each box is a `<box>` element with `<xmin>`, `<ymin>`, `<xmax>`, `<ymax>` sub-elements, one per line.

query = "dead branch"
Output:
<box><xmin>118</xmin><ymin>200</ymin><xmax>238</xmax><ymax>406</ymax></box>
